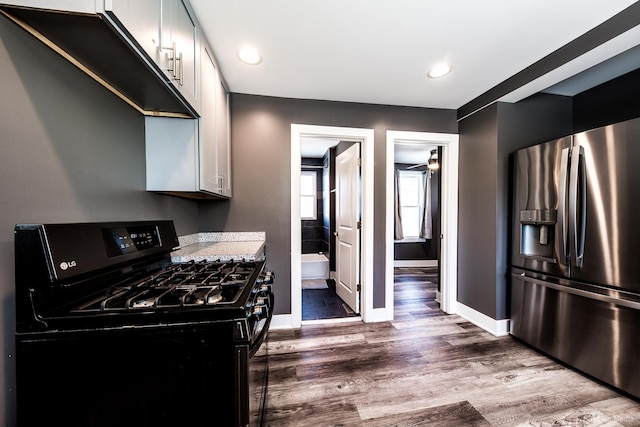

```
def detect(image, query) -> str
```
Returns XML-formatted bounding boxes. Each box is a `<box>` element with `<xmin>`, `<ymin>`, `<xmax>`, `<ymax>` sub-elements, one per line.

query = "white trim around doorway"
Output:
<box><xmin>289</xmin><ymin>124</ymin><xmax>375</xmax><ymax>328</ymax></box>
<box><xmin>386</xmin><ymin>131</ymin><xmax>459</xmax><ymax>316</ymax></box>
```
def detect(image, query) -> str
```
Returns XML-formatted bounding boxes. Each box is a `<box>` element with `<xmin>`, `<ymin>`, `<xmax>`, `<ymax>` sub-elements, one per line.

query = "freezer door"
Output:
<box><xmin>512</xmin><ymin>136</ymin><xmax>572</xmax><ymax>277</ymax></box>
<box><xmin>511</xmin><ymin>269</ymin><xmax>640</xmax><ymax>398</ymax></box>
<box><xmin>570</xmin><ymin>118</ymin><xmax>640</xmax><ymax>291</ymax></box>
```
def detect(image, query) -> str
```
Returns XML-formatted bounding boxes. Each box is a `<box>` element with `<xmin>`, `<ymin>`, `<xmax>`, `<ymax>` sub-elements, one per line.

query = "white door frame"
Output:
<box><xmin>289</xmin><ymin>124</ymin><xmax>375</xmax><ymax>328</ymax></box>
<box><xmin>386</xmin><ymin>131</ymin><xmax>459</xmax><ymax>315</ymax></box>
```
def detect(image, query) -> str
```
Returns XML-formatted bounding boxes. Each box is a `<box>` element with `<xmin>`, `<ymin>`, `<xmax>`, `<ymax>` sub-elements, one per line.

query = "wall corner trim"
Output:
<box><xmin>456</xmin><ymin>302</ymin><xmax>510</xmax><ymax>337</ymax></box>
<box><xmin>269</xmin><ymin>314</ymin><xmax>295</xmax><ymax>330</ymax></box>
<box><xmin>364</xmin><ymin>307</ymin><xmax>393</xmax><ymax>323</ymax></box>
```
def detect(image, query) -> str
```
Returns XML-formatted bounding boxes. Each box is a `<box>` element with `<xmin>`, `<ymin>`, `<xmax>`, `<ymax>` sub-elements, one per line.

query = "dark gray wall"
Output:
<box><xmin>0</xmin><ymin>17</ymin><xmax>199</xmax><ymax>426</ymax></box>
<box><xmin>198</xmin><ymin>94</ymin><xmax>457</xmax><ymax>314</ymax></box>
<box><xmin>458</xmin><ymin>104</ymin><xmax>500</xmax><ymax>317</ymax></box>
<box><xmin>457</xmin><ymin>94</ymin><xmax>573</xmax><ymax>320</ymax></box>
<box><xmin>573</xmin><ymin>67</ymin><xmax>640</xmax><ymax>132</ymax></box>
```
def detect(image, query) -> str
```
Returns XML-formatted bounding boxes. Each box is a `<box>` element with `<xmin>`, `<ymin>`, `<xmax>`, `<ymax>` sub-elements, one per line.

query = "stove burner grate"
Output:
<box><xmin>70</xmin><ymin>260</ymin><xmax>257</xmax><ymax>314</ymax></box>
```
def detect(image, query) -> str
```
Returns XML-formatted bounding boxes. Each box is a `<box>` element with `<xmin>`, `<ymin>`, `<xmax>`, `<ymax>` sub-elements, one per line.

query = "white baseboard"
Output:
<box><xmin>455</xmin><ymin>302</ymin><xmax>510</xmax><ymax>337</ymax></box>
<box><xmin>271</xmin><ymin>309</ymin><xmax>392</xmax><ymax>328</ymax></box>
<box><xmin>302</xmin><ymin>317</ymin><xmax>362</xmax><ymax>326</ymax></box>
<box><xmin>269</xmin><ymin>314</ymin><xmax>295</xmax><ymax>330</ymax></box>
<box><xmin>394</xmin><ymin>260</ymin><xmax>438</xmax><ymax>268</ymax></box>
<box><xmin>363</xmin><ymin>306</ymin><xmax>393</xmax><ymax>323</ymax></box>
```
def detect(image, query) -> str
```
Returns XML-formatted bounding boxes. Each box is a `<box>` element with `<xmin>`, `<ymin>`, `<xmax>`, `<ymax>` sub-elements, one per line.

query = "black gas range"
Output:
<box><xmin>14</xmin><ymin>220</ymin><xmax>273</xmax><ymax>427</ymax></box>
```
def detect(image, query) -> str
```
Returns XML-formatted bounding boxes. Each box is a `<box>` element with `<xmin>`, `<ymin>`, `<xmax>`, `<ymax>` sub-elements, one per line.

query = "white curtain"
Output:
<box><xmin>420</xmin><ymin>171</ymin><xmax>432</xmax><ymax>239</ymax></box>
<box><xmin>394</xmin><ymin>170</ymin><xmax>404</xmax><ymax>240</ymax></box>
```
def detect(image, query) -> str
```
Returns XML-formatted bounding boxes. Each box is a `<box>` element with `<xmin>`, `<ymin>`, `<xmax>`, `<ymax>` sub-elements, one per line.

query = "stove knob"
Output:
<box><xmin>263</xmin><ymin>271</ymin><xmax>274</xmax><ymax>284</ymax></box>
<box><xmin>253</xmin><ymin>303</ymin><xmax>268</xmax><ymax>320</ymax></box>
<box><xmin>259</xmin><ymin>283</ymin><xmax>272</xmax><ymax>296</ymax></box>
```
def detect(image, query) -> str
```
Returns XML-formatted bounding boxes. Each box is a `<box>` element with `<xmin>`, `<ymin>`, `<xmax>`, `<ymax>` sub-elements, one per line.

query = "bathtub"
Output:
<box><xmin>301</xmin><ymin>253</ymin><xmax>330</xmax><ymax>280</ymax></box>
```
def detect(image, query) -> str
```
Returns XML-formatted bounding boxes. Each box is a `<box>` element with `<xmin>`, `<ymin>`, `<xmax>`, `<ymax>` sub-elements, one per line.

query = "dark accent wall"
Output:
<box><xmin>457</xmin><ymin>94</ymin><xmax>573</xmax><ymax>320</ymax></box>
<box><xmin>0</xmin><ymin>17</ymin><xmax>200</xmax><ymax>427</ymax></box>
<box><xmin>301</xmin><ymin>158</ymin><xmax>327</xmax><ymax>254</ymax></box>
<box><xmin>458</xmin><ymin>105</ymin><xmax>500</xmax><ymax>318</ymax></box>
<box><xmin>573</xmin><ymin>67</ymin><xmax>640</xmax><ymax>132</ymax></box>
<box><xmin>198</xmin><ymin>94</ymin><xmax>457</xmax><ymax>314</ymax></box>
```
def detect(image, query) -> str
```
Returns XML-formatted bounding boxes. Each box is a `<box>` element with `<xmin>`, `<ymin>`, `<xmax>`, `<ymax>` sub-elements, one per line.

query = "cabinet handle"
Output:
<box><xmin>164</xmin><ymin>41</ymin><xmax>177</xmax><ymax>78</ymax></box>
<box><xmin>178</xmin><ymin>52</ymin><xmax>183</xmax><ymax>86</ymax></box>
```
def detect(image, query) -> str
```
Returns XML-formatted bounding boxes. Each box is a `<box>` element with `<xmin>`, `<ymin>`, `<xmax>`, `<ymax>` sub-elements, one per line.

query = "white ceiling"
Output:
<box><xmin>190</xmin><ymin>0</ymin><xmax>640</xmax><ymax>111</ymax></box>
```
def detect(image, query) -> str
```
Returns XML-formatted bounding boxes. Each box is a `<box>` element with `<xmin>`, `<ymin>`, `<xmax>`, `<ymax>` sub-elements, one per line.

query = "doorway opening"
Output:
<box><xmin>300</xmin><ymin>140</ymin><xmax>361</xmax><ymax>321</ymax></box>
<box><xmin>291</xmin><ymin>125</ymin><xmax>375</xmax><ymax>328</ymax></box>
<box><xmin>386</xmin><ymin>131</ymin><xmax>459</xmax><ymax>316</ymax></box>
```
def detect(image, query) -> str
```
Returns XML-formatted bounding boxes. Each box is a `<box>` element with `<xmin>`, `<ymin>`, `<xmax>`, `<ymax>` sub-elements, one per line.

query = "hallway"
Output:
<box><xmin>262</xmin><ymin>268</ymin><xmax>640</xmax><ymax>426</ymax></box>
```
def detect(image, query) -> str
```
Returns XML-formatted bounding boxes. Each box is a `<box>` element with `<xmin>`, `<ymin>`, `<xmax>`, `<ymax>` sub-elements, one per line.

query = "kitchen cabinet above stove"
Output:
<box><xmin>0</xmin><ymin>0</ymin><xmax>201</xmax><ymax>117</ymax></box>
<box><xmin>145</xmin><ymin>36</ymin><xmax>231</xmax><ymax>200</ymax></box>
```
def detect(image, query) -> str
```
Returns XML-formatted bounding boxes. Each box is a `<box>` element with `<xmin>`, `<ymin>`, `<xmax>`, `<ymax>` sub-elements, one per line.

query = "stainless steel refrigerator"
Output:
<box><xmin>511</xmin><ymin>116</ymin><xmax>640</xmax><ymax>398</ymax></box>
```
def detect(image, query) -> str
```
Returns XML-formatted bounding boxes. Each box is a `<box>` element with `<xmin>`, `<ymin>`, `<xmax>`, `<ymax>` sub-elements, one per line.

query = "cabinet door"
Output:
<box><xmin>200</xmin><ymin>47</ymin><xmax>220</xmax><ymax>194</ymax></box>
<box><xmin>215</xmin><ymin>71</ymin><xmax>231</xmax><ymax>197</ymax></box>
<box><xmin>172</xmin><ymin>0</ymin><xmax>197</xmax><ymax>106</ymax></box>
<box><xmin>105</xmin><ymin>0</ymin><xmax>161</xmax><ymax>64</ymax></box>
<box><xmin>146</xmin><ymin>116</ymin><xmax>199</xmax><ymax>192</ymax></box>
<box><xmin>158</xmin><ymin>0</ymin><xmax>197</xmax><ymax>108</ymax></box>
<box><xmin>0</xmin><ymin>0</ymin><xmax>94</xmax><ymax>13</ymax></box>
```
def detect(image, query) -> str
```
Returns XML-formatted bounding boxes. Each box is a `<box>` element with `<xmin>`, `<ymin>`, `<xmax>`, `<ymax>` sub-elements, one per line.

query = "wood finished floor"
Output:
<box><xmin>262</xmin><ymin>267</ymin><xmax>640</xmax><ymax>426</ymax></box>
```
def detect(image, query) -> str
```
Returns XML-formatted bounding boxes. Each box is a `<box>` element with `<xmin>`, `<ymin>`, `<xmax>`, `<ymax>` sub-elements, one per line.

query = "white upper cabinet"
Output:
<box><xmin>158</xmin><ymin>0</ymin><xmax>199</xmax><ymax>111</ymax></box>
<box><xmin>2</xmin><ymin>0</ymin><xmax>230</xmax><ymax>198</ymax></box>
<box><xmin>145</xmin><ymin>116</ymin><xmax>202</xmax><ymax>196</ymax></box>
<box><xmin>0</xmin><ymin>0</ymin><xmax>200</xmax><ymax>116</ymax></box>
<box><xmin>215</xmin><ymin>66</ymin><xmax>231</xmax><ymax>197</ymax></box>
<box><xmin>106</xmin><ymin>0</ymin><xmax>199</xmax><ymax>113</ymax></box>
<box><xmin>104</xmin><ymin>0</ymin><xmax>162</xmax><ymax>66</ymax></box>
<box><xmin>0</xmin><ymin>0</ymin><xmax>94</xmax><ymax>13</ymax></box>
<box><xmin>144</xmin><ymin>42</ymin><xmax>231</xmax><ymax>199</ymax></box>
<box><xmin>201</xmin><ymin>44</ymin><xmax>231</xmax><ymax>197</ymax></box>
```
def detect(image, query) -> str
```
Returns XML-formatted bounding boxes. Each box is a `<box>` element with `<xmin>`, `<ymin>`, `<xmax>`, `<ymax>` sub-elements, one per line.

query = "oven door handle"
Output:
<box><xmin>249</xmin><ymin>293</ymin><xmax>274</xmax><ymax>358</ymax></box>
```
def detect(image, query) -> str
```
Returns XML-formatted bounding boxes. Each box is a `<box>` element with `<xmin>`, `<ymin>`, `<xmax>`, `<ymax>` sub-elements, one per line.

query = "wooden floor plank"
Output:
<box><xmin>263</xmin><ymin>267</ymin><xmax>640</xmax><ymax>426</ymax></box>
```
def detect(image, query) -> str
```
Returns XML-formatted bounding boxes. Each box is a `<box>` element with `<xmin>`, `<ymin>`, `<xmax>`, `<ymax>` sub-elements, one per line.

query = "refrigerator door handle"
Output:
<box><xmin>512</xmin><ymin>272</ymin><xmax>640</xmax><ymax>311</ymax></box>
<box><xmin>577</xmin><ymin>147</ymin><xmax>586</xmax><ymax>267</ymax></box>
<box><xmin>558</xmin><ymin>147</ymin><xmax>570</xmax><ymax>266</ymax></box>
<box><xmin>569</xmin><ymin>146</ymin><xmax>586</xmax><ymax>268</ymax></box>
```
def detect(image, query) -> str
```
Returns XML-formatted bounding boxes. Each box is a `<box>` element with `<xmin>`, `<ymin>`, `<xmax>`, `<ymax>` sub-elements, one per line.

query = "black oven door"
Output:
<box><xmin>16</xmin><ymin>323</ymin><xmax>237</xmax><ymax>427</ymax></box>
<box><xmin>248</xmin><ymin>335</ymin><xmax>269</xmax><ymax>427</ymax></box>
<box><xmin>247</xmin><ymin>292</ymin><xmax>273</xmax><ymax>426</ymax></box>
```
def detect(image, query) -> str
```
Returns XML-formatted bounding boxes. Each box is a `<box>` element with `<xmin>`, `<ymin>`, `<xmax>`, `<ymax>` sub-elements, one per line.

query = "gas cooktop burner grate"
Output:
<box><xmin>71</xmin><ymin>260</ymin><xmax>258</xmax><ymax>314</ymax></box>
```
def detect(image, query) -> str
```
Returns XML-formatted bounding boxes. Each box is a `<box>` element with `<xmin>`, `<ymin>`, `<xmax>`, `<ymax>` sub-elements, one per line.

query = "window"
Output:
<box><xmin>300</xmin><ymin>171</ymin><xmax>317</xmax><ymax>220</ymax></box>
<box><xmin>398</xmin><ymin>170</ymin><xmax>425</xmax><ymax>239</ymax></box>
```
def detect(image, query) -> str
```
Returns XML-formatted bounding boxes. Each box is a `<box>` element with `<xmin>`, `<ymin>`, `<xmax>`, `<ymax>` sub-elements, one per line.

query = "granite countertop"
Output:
<box><xmin>171</xmin><ymin>232</ymin><xmax>266</xmax><ymax>262</ymax></box>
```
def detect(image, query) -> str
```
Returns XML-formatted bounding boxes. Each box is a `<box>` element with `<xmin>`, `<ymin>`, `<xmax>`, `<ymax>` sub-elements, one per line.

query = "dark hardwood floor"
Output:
<box><xmin>262</xmin><ymin>267</ymin><xmax>640</xmax><ymax>426</ymax></box>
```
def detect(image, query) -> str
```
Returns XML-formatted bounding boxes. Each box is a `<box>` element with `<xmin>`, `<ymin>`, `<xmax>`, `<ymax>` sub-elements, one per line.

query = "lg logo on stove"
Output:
<box><xmin>59</xmin><ymin>261</ymin><xmax>77</xmax><ymax>271</ymax></box>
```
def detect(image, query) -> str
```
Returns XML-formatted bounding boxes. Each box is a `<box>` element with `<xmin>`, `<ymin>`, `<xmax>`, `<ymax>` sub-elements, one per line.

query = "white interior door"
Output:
<box><xmin>335</xmin><ymin>143</ymin><xmax>361</xmax><ymax>313</ymax></box>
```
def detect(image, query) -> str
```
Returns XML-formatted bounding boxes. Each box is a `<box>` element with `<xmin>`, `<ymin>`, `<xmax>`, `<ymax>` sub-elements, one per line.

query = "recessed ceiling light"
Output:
<box><xmin>427</xmin><ymin>63</ymin><xmax>452</xmax><ymax>79</ymax></box>
<box><xmin>237</xmin><ymin>46</ymin><xmax>262</xmax><ymax>65</ymax></box>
